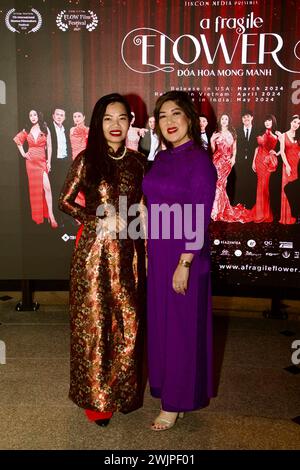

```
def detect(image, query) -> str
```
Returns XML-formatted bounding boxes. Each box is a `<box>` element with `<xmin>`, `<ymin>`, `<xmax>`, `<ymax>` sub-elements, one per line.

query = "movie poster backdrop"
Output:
<box><xmin>0</xmin><ymin>0</ymin><xmax>299</xmax><ymax>288</ymax></box>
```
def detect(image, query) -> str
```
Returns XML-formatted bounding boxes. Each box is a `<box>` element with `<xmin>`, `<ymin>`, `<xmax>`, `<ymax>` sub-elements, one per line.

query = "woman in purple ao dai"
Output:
<box><xmin>142</xmin><ymin>91</ymin><xmax>217</xmax><ymax>431</ymax></box>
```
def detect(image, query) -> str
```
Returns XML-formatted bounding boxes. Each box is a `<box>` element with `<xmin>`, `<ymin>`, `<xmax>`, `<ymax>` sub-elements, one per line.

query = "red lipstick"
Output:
<box><xmin>110</xmin><ymin>130</ymin><xmax>122</xmax><ymax>136</ymax></box>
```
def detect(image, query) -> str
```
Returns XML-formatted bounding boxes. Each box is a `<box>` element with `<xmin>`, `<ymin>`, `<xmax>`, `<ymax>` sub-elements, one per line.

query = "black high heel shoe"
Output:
<box><xmin>95</xmin><ymin>418</ymin><xmax>110</xmax><ymax>427</ymax></box>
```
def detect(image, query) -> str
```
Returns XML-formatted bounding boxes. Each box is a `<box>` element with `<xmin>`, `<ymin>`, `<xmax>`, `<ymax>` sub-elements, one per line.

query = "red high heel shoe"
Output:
<box><xmin>85</xmin><ymin>409</ymin><xmax>113</xmax><ymax>427</ymax></box>
<box><xmin>48</xmin><ymin>218</ymin><xmax>58</xmax><ymax>229</ymax></box>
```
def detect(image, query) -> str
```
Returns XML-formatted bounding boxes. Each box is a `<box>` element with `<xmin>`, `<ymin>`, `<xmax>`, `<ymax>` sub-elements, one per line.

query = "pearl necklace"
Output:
<box><xmin>108</xmin><ymin>146</ymin><xmax>127</xmax><ymax>160</ymax></box>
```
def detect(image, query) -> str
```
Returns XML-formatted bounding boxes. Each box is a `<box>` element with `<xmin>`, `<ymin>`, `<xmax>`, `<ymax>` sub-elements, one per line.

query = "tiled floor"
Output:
<box><xmin>0</xmin><ymin>292</ymin><xmax>299</xmax><ymax>450</ymax></box>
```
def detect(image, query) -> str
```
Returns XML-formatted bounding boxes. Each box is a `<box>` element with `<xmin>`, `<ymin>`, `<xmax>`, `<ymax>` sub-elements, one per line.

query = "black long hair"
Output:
<box><xmin>25</xmin><ymin>110</ymin><xmax>48</xmax><ymax>135</ymax></box>
<box><xmin>85</xmin><ymin>93</ymin><xmax>131</xmax><ymax>184</ymax></box>
<box><xmin>289</xmin><ymin>114</ymin><xmax>300</xmax><ymax>145</ymax></box>
<box><xmin>153</xmin><ymin>91</ymin><xmax>202</xmax><ymax>149</ymax></box>
<box><xmin>262</xmin><ymin>114</ymin><xmax>277</xmax><ymax>133</ymax></box>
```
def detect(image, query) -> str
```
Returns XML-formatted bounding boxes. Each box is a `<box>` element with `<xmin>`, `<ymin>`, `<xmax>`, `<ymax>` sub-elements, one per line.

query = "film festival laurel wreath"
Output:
<box><xmin>56</xmin><ymin>10</ymin><xmax>98</xmax><ymax>32</ymax></box>
<box><xmin>5</xmin><ymin>8</ymin><xmax>42</xmax><ymax>34</ymax></box>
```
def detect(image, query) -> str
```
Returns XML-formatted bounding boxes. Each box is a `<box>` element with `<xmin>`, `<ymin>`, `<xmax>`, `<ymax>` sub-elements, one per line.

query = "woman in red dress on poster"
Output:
<box><xmin>70</xmin><ymin>111</ymin><xmax>89</xmax><ymax>160</ymax></box>
<box><xmin>125</xmin><ymin>111</ymin><xmax>147</xmax><ymax>151</ymax></box>
<box><xmin>278</xmin><ymin>114</ymin><xmax>300</xmax><ymax>225</ymax></box>
<box><xmin>70</xmin><ymin>111</ymin><xmax>89</xmax><ymax>208</ymax></box>
<box><xmin>210</xmin><ymin>113</ymin><xmax>250</xmax><ymax>222</ymax></box>
<box><xmin>251</xmin><ymin>115</ymin><xmax>278</xmax><ymax>223</ymax></box>
<box><xmin>13</xmin><ymin>110</ymin><xmax>58</xmax><ymax>228</ymax></box>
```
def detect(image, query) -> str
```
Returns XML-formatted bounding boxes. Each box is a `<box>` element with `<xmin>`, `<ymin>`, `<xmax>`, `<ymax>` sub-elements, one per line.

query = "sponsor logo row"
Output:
<box><xmin>61</xmin><ymin>232</ymin><xmax>299</xmax><ymax>261</ymax></box>
<box><xmin>213</xmin><ymin>239</ymin><xmax>294</xmax><ymax>249</ymax></box>
<box><xmin>5</xmin><ymin>8</ymin><xmax>98</xmax><ymax>34</ymax></box>
<box><xmin>217</xmin><ymin>249</ymin><xmax>299</xmax><ymax>259</ymax></box>
<box><xmin>213</xmin><ymin>239</ymin><xmax>298</xmax><ymax>258</ymax></box>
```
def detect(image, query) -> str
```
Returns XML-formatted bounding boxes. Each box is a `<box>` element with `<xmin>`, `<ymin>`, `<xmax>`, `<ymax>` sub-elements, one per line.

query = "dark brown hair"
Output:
<box><xmin>153</xmin><ymin>91</ymin><xmax>202</xmax><ymax>149</ymax></box>
<box><xmin>216</xmin><ymin>113</ymin><xmax>237</xmax><ymax>140</ymax></box>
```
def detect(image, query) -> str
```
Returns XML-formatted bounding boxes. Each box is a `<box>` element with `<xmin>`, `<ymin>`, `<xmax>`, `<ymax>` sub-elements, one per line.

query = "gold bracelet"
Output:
<box><xmin>178</xmin><ymin>259</ymin><xmax>191</xmax><ymax>268</ymax></box>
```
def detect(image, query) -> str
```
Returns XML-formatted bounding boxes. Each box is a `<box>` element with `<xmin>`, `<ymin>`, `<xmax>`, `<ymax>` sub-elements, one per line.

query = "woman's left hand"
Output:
<box><xmin>46</xmin><ymin>161</ymin><xmax>51</xmax><ymax>172</ymax></box>
<box><xmin>285</xmin><ymin>162</ymin><xmax>291</xmax><ymax>177</ymax></box>
<box><xmin>172</xmin><ymin>265</ymin><xmax>189</xmax><ymax>295</ymax></box>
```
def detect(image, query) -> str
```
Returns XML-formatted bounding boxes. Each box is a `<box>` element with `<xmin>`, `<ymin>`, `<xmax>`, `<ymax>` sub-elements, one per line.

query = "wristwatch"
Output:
<box><xmin>178</xmin><ymin>259</ymin><xmax>191</xmax><ymax>268</ymax></box>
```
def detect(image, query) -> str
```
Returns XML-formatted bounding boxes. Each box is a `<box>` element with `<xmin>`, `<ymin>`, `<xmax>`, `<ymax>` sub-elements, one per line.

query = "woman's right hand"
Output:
<box><xmin>139</xmin><ymin>128</ymin><xmax>148</xmax><ymax>138</ymax></box>
<box><xmin>212</xmin><ymin>132</ymin><xmax>220</xmax><ymax>142</ymax></box>
<box><xmin>252</xmin><ymin>160</ymin><xmax>256</xmax><ymax>172</ymax></box>
<box><xmin>110</xmin><ymin>214</ymin><xmax>127</xmax><ymax>233</ymax></box>
<box><xmin>97</xmin><ymin>214</ymin><xmax>127</xmax><ymax>238</ymax></box>
<box><xmin>24</xmin><ymin>152</ymin><xmax>31</xmax><ymax>160</ymax></box>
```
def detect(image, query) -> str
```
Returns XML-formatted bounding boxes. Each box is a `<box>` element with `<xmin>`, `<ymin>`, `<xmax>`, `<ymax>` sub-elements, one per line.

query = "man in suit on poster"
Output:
<box><xmin>49</xmin><ymin>108</ymin><xmax>71</xmax><ymax>227</ymax></box>
<box><xmin>138</xmin><ymin>116</ymin><xmax>161</xmax><ymax>166</ymax></box>
<box><xmin>231</xmin><ymin>110</ymin><xmax>258</xmax><ymax>209</ymax></box>
<box><xmin>199</xmin><ymin>114</ymin><xmax>213</xmax><ymax>155</ymax></box>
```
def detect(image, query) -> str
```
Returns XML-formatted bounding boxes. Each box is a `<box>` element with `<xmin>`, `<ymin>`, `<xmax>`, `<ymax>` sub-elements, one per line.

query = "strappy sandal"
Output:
<box><xmin>150</xmin><ymin>411</ymin><xmax>184</xmax><ymax>431</ymax></box>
